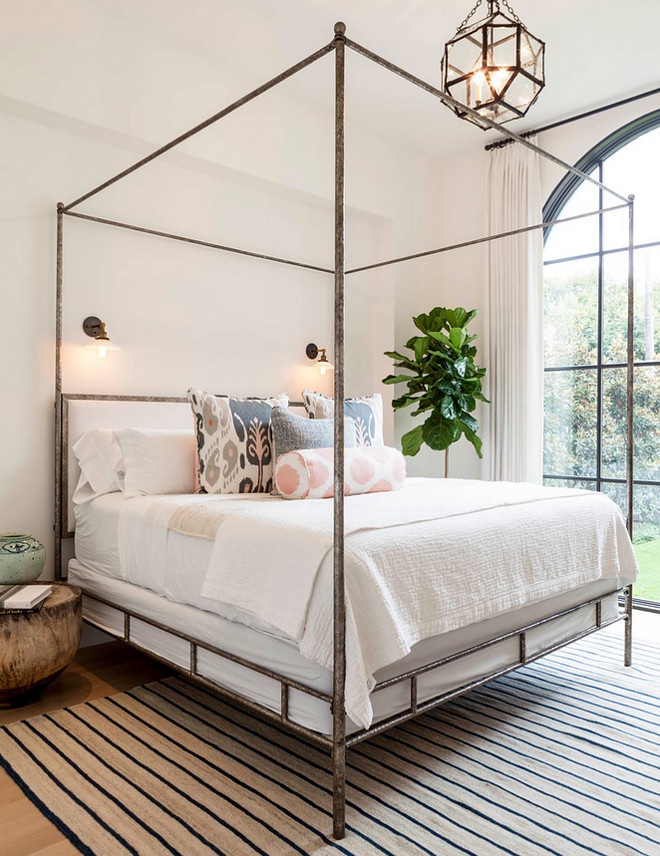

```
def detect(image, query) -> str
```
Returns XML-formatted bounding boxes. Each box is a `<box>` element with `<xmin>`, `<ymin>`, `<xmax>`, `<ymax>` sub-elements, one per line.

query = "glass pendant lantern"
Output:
<box><xmin>441</xmin><ymin>0</ymin><xmax>545</xmax><ymax>127</ymax></box>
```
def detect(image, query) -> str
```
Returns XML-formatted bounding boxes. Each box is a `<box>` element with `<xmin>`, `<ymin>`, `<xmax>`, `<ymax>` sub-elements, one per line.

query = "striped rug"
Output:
<box><xmin>1</xmin><ymin>631</ymin><xmax>659</xmax><ymax>856</ymax></box>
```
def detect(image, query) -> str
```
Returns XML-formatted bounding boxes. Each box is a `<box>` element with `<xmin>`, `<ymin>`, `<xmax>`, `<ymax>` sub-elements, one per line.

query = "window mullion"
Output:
<box><xmin>596</xmin><ymin>160</ymin><xmax>604</xmax><ymax>493</ymax></box>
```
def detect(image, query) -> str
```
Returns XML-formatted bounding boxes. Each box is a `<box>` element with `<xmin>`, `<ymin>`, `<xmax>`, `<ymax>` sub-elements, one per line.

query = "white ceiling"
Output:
<box><xmin>2</xmin><ymin>0</ymin><xmax>660</xmax><ymax>159</ymax></box>
<box><xmin>103</xmin><ymin>0</ymin><xmax>660</xmax><ymax>156</ymax></box>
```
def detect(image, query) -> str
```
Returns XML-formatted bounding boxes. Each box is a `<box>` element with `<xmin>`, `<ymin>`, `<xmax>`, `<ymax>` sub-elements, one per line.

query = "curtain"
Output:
<box><xmin>482</xmin><ymin>139</ymin><xmax>544</xmax><ymax>483</ymax></box>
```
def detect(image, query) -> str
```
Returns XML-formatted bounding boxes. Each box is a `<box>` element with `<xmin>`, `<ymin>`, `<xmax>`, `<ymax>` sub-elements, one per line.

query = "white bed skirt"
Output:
<box><xmin>69</xmin><ymin>561</ymin><xmax>621</xmax><ymax>737</ymax></box>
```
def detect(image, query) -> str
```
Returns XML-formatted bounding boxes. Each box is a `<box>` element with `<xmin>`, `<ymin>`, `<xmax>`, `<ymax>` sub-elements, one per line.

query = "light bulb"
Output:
<box><xmin>489</xmin><ymin>67</ymin><xmax>509</xmax><ymax>95</ymax></box>
<box><xmin>472</xmin><ymin>70</ymin><xmax>487</xmax><ymax>104</ymax></box>
<box><xmin>319</xmin><ymin>363</ymin><xmax>327</xmax><ymax>377</ymax></box>
<box><xmin>98</xmin><ymin>345</ymin><xmax>107</xmax><ymax>359</ymax></box>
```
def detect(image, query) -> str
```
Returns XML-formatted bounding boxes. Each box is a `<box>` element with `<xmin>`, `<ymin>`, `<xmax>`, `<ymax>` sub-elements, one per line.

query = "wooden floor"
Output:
<box><xmin>0</xmin><ymin>642</ymin><xmax>171</xmax><ymax>856</ymax></box>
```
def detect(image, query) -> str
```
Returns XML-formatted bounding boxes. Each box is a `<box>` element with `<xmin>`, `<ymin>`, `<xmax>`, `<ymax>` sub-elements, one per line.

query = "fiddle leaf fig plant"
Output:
<box><xmin>383</xmin><ymin>306</ymin><xmax>489</xmax><ymax>461</ymax></box>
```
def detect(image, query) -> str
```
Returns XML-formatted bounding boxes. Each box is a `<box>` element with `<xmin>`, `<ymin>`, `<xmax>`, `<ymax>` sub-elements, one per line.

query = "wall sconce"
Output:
<box><xmin>306</xmin><ymin>343</ymin><xmax>334</xmax><ymax>377</ymax></box>
<box><xmin>83</xmin><ymin>316</ymin><xmax>120</xmax><ymax>359</ymax></box>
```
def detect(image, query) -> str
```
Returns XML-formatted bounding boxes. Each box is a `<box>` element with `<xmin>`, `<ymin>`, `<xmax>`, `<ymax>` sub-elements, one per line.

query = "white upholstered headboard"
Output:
<box><xmin>61</xmin><ymin>394</ymin><xmax>307</xmax><ymax>537</ymax></box>
<box><xmin>62</xmin><ymin>395</ymin><xmax>192</xmax><ymax>537</ymax></box>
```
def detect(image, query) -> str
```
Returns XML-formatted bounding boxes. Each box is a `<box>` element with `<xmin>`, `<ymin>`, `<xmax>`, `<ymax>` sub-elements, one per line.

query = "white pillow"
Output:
<box><xmin>117</xmin><ymin>428</ymin><xmax>196</xmax><ymax>497</ymax></box>
<box><xmin>72</xmin><ymin>428</ymin><xmax>125</xmax><ymax>496</ymax></box>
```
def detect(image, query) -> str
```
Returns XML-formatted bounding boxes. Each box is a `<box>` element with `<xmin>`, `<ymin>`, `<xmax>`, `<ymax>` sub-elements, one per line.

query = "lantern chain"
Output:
<box><xmin>454</xmin><ymin>0</ymin><xmax>522</xmax><ymax>32</ymax></box>
<box><xmin>455</xmin><ymin>0</ymin><xmax>484</xmax><ymax>32</ymax></box>
<box><xmin>499</xmin><ymin>0</ymin><xmax>522</xmax><ymax>23</ymax></box>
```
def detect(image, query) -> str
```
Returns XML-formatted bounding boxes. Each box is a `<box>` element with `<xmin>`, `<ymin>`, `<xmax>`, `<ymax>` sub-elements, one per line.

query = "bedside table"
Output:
<box><xmin>0</xmin><ymin>583</ymin><xmax>82</xmax><ymax>707</ymax></box>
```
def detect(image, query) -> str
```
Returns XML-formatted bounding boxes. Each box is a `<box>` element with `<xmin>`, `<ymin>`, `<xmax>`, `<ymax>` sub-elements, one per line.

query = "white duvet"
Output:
<box><xmin>117</xmin><ymin>478</ymin><xmax>638</xmax><ymax>729</ymax></box>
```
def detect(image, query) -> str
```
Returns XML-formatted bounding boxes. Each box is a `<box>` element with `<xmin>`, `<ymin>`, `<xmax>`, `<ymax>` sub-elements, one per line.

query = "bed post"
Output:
<box><xmin>54</xmin><ymin>202</ymin><xmax>64</xmax><ymax>583</ymax></box>
<box><xmin>625</xmin><ymin>194</ymin><xmax>635</xmax><ymax>667</ymax></box>
<box><xmin>332</xmin><ymin>20</ymin><xmax>347</xmax><ymax>841</ymax></box>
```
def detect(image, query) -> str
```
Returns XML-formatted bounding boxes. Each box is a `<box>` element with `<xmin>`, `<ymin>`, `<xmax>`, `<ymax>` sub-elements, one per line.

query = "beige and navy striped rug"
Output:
<box><xmin>1</xmin><ymin>632</ymin><xmax>659</xmax><ymax>856</ymax></box>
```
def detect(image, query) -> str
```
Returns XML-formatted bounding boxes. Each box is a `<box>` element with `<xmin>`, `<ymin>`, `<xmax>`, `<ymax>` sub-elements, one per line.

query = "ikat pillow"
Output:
<box><xmin>301</xmin><ymin>390</ymin><xmax>384</xmax><ymax>446</ymax></box>
<box><xmin>275</xmin><ymin>446</ymin><xmax>406</xmax><ymax>500</ymax></box>
<box><xmin>188</xmin><ymin>389</ymin><xmax>288</xmax><ymax>494</ymax></box>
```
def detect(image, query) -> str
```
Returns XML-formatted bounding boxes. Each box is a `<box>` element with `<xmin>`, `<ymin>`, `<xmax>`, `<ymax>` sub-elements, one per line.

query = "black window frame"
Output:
<box><xmin>543</xmin><ymin>107</ymin><xmax>660</xmax><ymax>611</ymax></box>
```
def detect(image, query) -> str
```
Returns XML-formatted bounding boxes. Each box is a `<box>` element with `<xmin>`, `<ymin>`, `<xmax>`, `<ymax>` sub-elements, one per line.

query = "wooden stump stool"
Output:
<box><xmin>0</xmin><ymin>583</ymin><xmax>82</xmax><ymax>708</ymax></box>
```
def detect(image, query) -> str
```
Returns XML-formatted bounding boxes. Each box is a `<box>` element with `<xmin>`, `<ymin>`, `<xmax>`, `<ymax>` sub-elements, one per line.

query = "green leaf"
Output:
<box><xmin>385</xmin><ymin>351</ymin><xmax>420</xmax><ymax>371</ymax></box>
<box><xmin>429</xmin><ymin>307</ymin><xmax>447</xmax><ymax>326</ymax></box>
<box><xmin>413</xmin><ymin>313</ymin><xmax>430</xmax><ymax>334</ymax></box>
<box><xmin>414</xmin><ymin>336</ymin><xmax>430</xmax><ymax>362</ymax></box>
<box><xmin>422</xmin><ymin>413</ymin><xmax>458</xmax><ymax>451</ymax></box>
<box><xmin>401</xmin><ymin>425</ymin><xmax>424</xmax><ymax>456</ymax></box>
<box><xmin>445</xmin><ymin>307</ymin><xmax>468</xmax><ymax>328</ymax></box>
<box><xmin>382</xmin><ymin>374</ymin><xmax>415</xmax><ymax>385</ymax></box>
<box><xmin>461</xmin><ymin>424</ymin><xmax>483</xmax><ymax>458</ymax></box>
<box><xmin>458</xmin><ymin>394</ymin><xmax>476</xmax><ymax>412</ymax></box>
<box><xmin>392</xmin><ymin>394</ymin><xmax>417</xmax><ymax>409</ymax></box>
<box><xmin>440</xmin><ymin>394</ymin><xmax>457</xmax><ymax>420</ymax></box>
<box><xmin>449</xmin><ymin>327</ymin><xmax>467</xmax><ymax>350</ymax></box>
<box><xmin>428</xmin><ymin>330</ymin><xmax>453</xmax><ymax>348</ymax></box>
<box><xmin>411</xmin><ymin>403</ymin><xmax>435</xmax><ymax>416</ymax></box>
<box><xmin>459</xmin><ymin>412</ymin><xmax>479</xmax><ymax>433</ymax></box>
<box><xmin>454</xmin><ymin>357</ymin><xmax>468</xmax><ymax>377</ymax></box>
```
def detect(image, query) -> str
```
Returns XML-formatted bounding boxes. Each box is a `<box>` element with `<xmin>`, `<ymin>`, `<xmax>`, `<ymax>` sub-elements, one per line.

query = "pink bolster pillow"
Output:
<box><xmin>275</xmin><ymin>446</ymin><xmax>406</xmax><ymax>500</ymax></box>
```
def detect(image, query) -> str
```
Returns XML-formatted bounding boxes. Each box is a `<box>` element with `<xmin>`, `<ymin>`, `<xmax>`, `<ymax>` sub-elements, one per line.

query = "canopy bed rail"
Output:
<box><xmin>54</xmin><ymin>21</ymin><xmax>636</xmax><ymax>840</ymax></box>
<box><xmin>348</xmin><ymin>591</ymin><xmax>629</xmax><ymax>747</ymax></box>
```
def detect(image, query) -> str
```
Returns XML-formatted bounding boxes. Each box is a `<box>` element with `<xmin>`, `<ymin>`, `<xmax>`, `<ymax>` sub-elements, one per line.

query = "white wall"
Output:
<box><xmin>0</xmin><ymin>5</ymin><xmax>460</xmax><ymax>580</ymax></box>
<box><xmin>391</xmin><ymin>145</ymin><xmax>490</xmax><ymax>481</ymax></box>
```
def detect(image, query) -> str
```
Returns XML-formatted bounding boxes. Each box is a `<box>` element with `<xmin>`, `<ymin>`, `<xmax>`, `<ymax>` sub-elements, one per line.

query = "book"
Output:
<box><xmin>0</xmin><ymin>605</ymin><xmax>47</xmax><ymax>616</ymax></box>
<box><xmin>0</xmin><ymin>584</ymin><xmax>52</xmax><ymax>611</ymax></box>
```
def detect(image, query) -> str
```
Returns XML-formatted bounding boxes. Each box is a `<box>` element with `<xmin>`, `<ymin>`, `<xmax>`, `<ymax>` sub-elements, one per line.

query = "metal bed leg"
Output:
<box><xmin>332</xmin><ymin>735</ymin><xmax>346</xmax><ymax>839</ymax></box>
<box><xmin>624</xmin><ymin>583</ymin><xmax>633</xmax><ymax>666</ymax></box>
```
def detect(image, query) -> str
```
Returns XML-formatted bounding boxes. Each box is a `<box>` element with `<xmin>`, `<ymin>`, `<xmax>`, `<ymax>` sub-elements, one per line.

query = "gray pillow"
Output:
<box><xmin>271</xmin><ymin>408</ymin><xmax>357</xmax><ymax>464</ymax></box>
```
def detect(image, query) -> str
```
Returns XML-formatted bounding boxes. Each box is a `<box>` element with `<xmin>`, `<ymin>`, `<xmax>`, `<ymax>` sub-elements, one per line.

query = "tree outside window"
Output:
<box><xmin>543</xmin><ymin>115</ymin><xmax>660</xmax><ymax>604</ymax></box>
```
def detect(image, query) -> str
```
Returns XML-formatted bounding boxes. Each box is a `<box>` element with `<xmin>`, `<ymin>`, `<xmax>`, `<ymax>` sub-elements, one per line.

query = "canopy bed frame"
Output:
<box><xmin>53</xmin><ymin>22</ymin><xmax>636</xmax><ymax>840</ymax></box>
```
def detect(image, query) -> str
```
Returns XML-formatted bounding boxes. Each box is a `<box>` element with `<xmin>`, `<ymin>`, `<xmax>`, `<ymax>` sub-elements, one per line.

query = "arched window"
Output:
<box><xmin>543</xmin><ymin>108</ymin><xmax>660</xmax><ymax>606</ymax></box>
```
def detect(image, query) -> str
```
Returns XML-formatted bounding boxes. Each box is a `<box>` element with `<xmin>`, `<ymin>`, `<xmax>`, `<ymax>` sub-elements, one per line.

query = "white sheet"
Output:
<box><xmin>104</xmin><ymin>478</ymin><xmax>638</xmax><ymax>728</ymax></box>
<box><xmin>74</xmin><ymin>493</ymin><xmax>281</xmax><ymax>635</ymax></box>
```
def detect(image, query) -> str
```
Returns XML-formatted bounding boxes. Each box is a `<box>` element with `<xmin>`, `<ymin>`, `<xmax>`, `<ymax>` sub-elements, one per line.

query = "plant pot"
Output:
<box><xmin>0</xmin><ymin>534</ymin><xmax>46</xmax><ymax>585</ymax></box>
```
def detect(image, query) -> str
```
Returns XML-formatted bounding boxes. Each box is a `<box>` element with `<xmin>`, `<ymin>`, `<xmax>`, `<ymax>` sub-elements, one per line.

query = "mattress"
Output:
<box><xmin>74</xmin><ymin>493</ymin><xmax>282</xmax><ymax>634</ymax></box>
<box><xmin>69</xmin><ymin>560</ymin><xmax>621</xmax><ymax>737</ymax></box>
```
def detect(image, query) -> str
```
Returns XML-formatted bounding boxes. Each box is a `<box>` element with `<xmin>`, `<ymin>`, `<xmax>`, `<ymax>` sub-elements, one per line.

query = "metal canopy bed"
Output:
<box><xmin>53</xmin><ymin>22</ymin><xmax>636</xmax><ymax>841</ymax></box>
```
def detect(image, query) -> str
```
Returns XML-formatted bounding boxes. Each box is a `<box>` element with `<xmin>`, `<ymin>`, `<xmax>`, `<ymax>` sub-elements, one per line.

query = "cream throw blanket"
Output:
<box><xmin>182</xmin><ymin>478</ymin><xmax>636</xmax><ymax>728</ymax></box>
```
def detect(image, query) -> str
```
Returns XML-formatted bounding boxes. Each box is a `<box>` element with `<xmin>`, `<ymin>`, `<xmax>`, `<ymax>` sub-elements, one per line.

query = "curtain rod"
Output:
<box><xmin>484</xmin><ymin>84</ymin><xmax>660</xmax><ymax>151</ymax></box>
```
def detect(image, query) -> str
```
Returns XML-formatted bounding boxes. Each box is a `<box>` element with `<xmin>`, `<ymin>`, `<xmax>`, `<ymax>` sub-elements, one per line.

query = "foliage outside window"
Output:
<box><xmin>543</xmin><ymin>115</ymin><xmax>660</xmax><ymax>603</ymax></box>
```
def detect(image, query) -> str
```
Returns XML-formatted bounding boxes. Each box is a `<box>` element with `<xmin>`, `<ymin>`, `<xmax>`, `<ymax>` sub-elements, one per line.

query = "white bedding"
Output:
<box><xmin>75</xmin><ymin>478</ymin><xmax>638</xmax><ymax>729</ymax></box>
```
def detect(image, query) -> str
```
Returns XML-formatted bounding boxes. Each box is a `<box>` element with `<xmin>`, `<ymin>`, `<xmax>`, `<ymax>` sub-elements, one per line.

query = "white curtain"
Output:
<box><xmin>482</xmin><ymin>139</ymin><xmax>544</xmax><ymax>483</ymax></box>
